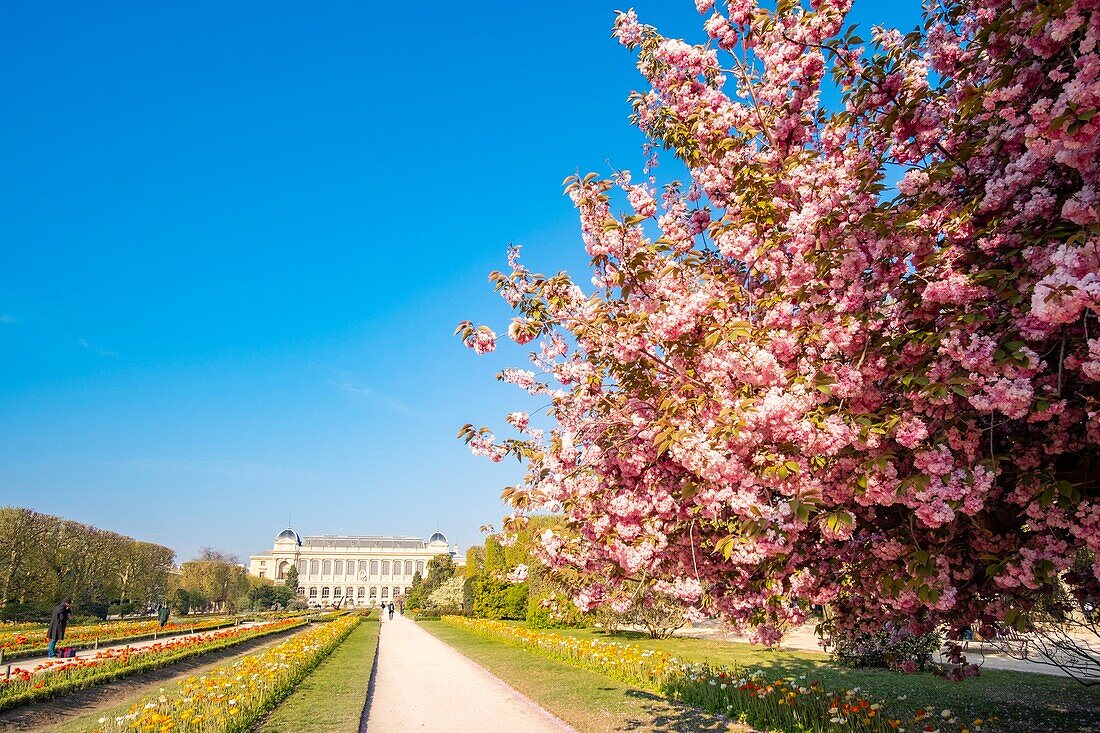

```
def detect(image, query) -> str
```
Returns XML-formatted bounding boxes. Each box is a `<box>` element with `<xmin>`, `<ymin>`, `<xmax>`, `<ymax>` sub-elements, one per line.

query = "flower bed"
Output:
<box><xmin>0</xmin><ymin>619</ymin><xmax>306</xmax><ymax>712</ymax></box>
<box><xmin>0</xmin><ymin>616</ymin><xmax>237</xmax><ymax>660</ymax></box>
<box><xmin>442</xmin><ymin>617</ymin><xmax>988</xmax><ymax>733</ymax></box>
<box><xmin>88</xmin><ymin>615</ymin><xmax>360</xmax><ymax>733</ymax></box>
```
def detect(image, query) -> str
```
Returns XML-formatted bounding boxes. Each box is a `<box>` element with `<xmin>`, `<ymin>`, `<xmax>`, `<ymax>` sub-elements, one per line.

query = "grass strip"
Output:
<box><xmin>0</xmin><ymin>620</ymin><xmax>306</xmax><ymax>712</ymax></box>
<box><xmin>254</xmin><ymin>610</ymin><xmax>379</xmax><ymax>733</ymax></box>
<box><xmin>421</xmin><ymin>620</ymin><xmax>745</xmax><ymax>733</ymax></box>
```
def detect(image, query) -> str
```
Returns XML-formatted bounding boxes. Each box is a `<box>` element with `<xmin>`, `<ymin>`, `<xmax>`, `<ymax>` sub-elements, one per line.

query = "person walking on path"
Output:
<box><xmin>387</xmin><ymin>601</ymin><xmax>394</xmax><ymax>620</ymax></box>
<box><xmin>157</xmin><ymin>604</ymin><xmax>170</xmax><ymax>627</ymax></box>
<box><xmin>47</xmin><ymin>598</ymin><xmax>71</xmax><ymax>658</ymax></box>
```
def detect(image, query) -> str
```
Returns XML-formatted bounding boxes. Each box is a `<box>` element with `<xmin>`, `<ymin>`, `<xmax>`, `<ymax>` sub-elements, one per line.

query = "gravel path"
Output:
<box><xmin>363</xmin><ymin>614</ymin><xmax>575</xmax><ymax>732</ymax></box>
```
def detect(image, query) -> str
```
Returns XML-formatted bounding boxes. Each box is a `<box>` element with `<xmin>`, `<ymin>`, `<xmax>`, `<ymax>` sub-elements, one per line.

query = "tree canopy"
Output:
<box><xmin>460</xmin><ymin>0</ymin><xmax>1100</xmax><ymax>676</ymax></box>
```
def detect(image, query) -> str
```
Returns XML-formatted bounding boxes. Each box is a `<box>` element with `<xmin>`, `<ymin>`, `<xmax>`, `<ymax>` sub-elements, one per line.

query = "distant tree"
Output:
<box><xmin>465</xmin><ymin>546</ymin><xmax>485</xmax><ymax>578</ymax></box>
<box><xmin>427</xmin><ymin>577</ymin><xmax>465</xmax><ymax>612</ymax></box>
<box><xmin>171</xmin><ymin>588</ymin><xmax>191</xmax><ymax>615</ymax></box>
<box><xmin>426</xmin><ymin>553</ymin><xmax>455</xmax><ymax>583</ymax></box>
<box><xmin>248</xmin><ymin>577</ymin><xmax>276</xmax><ymax>609</ymax></box>
<box><xmin>406</xmin><ymin>571</ymin><xmax>424</xmax><ymax>609</ymax></box>
<box><xmin>483</xmin><ymin>536</ymin><xmax>505</xmax><ymax>576</ymax></box>
<box><xmin>284</xmin><ymin>565</ymin><xmax>299</xmax><ymax>594</ymax></box>
<box><xmin>0</xmin><ymin>507</ymin><xmax>173</xmax><ymax>612</ymax></box>
<box><xmin>180</xmin><ymin>548</ymin><xmax>248</xmax><ymax>612</ymax></box>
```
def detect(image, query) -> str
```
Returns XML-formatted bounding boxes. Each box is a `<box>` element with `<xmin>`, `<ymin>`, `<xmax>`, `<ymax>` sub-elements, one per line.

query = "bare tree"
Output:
<box><xmin>985</xmin><ymin>554</ymin><xmax>1100</xmax><ymax>685</ymax></box>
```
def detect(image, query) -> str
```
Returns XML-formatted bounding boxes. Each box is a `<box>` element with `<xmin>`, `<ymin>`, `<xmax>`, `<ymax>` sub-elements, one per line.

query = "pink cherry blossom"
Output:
<box><xmin>462</xmin><ymin>0</ymin><xmax>1100</xmax><ymax>661</ymax></box>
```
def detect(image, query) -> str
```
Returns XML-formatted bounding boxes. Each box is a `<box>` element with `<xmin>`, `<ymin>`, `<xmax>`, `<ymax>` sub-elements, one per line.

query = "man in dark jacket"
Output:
<box><xmin>47</xmin><ymin>598</ymin><xmax>72</xmax><ymax>658</ymax></box>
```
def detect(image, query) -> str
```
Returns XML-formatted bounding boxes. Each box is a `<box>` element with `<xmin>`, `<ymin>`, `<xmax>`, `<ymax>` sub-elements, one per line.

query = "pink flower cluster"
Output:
<box><xmin>462</xmin><ymin>0</ymin><xmax>1100</xmax><ymax>661</ymax></box>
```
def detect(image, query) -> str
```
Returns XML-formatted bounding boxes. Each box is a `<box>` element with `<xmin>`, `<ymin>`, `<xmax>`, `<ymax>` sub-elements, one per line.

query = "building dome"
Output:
<box><xmin>276</xmin><ymin>528</ymin><xmax>301</xmax><ymax>545</ymax></box>
<box><xmin>428</xmin><ymin>531</ymin><xmax>448</xmax><ymax>545</ymax></box>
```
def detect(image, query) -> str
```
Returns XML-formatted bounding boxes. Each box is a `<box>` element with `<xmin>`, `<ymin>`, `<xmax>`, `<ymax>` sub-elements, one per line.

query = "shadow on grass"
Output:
<box><xmin>616</xmin><ymin>689</ymin><xmax>744</xmax><ymax>733</ymax></box>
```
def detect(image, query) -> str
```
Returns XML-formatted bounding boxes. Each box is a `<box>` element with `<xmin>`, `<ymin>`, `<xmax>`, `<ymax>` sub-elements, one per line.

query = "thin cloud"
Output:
<box><xmin>78</xmin><ymin>338</ymin><xmax>118</xmax><ymax>357</ymax></box>
<box><xmin>327</xmin><ymin>377</ymin><xmax>420</xmax><ymax>418</ymax></box>
<box><xmin>118</xmin><ymin>458</ymin><xmax>315</xmax><ymax>482</ymax></box>
<box><xmin>328</xmin><ymin>380</ymin><xmax>374</xmax><ymax>396</ymax></box>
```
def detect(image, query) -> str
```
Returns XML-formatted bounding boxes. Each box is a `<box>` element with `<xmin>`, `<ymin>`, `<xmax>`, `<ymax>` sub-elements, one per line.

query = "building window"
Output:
<box><xmin>258</xmin><ymin>571</ymin><xmax>266</xmax><ymax>578</ymax></box>
<box><xmin>297</xmin><ymin>587</ymin><xmax>305</xmax><ymax>595</ymax></box>
<box><xmin>359</xmin><ymin>560</ymin><xmax>368</xmax><ymax>575</ymax></box>
<box><xmin>382</xmin><ymin>560</ymin><xmax>390</xmax><ymax>576</ymax></box>
<box><xmin>334</xmin><ymin>587</ymin><xmax>342</xmax><ymax>597</ymax></box>
<box><xmin>404</xmin><ymin>587</ymin><xmax>410</xmax><ymax>594</ymax></box>
<box><xmin>322</xmin><ymin>559</ymin><xmax>332</xmax><ymax>575</ymax></box>
<box><xmin>260</xmin><ymin>560</ymin><xmax>266</xmax><ymax>566</ymax></box>
<box><xmin>393</xmin><ymin>587</ymin><xmax>400</xmax><ymax>597</ymax></box>
<box><xmin>321</xmin><ymin>587</ymin><xmax>330</xmax><ymax>598</ymax></box>
<box><xmin>335</xmin><ymin>560</ymin><xmax>343</xmax><ymax>575</ymax></box>
<box><xmin>296</xmin><ymin>560</ymin><xmax>304</xmax><ymax>573</ymax></box>
<box><xmin>309</xmin><ymin>587</ymin><xmax>317</xmax><ymax>598</ymax></box>
<box><xmin>369</xmin><ymin>587</ymin><xmax>377</xmax><ymax>598</ymax></box>
<box><xmin>381</xmin><ymin>587</ymin><xmax>389</xmax><ymax>599</ymax></box>
<box><xmin>358</xmin><ymin>587</ymin><xmax>366</xmax><ymax>597</ymax></box>
<box><xmin>405</xmin><ymin>560</ymin><xmax>413</xmax><ymax>576</ymax></box>
<box><xmin>416</xmin><ymin>560</ymin><xmax>424</xmax><ymax>575</ymax></box>
<box><xmin>346</xmin><ymin>587</ymin><xmax>354</xmax><ymax>598</ymax></box>
<box><xmin>310</xmin><ymin>559</ymin><xmax>319</xmax><ymax>575</ymax></box>
<box><xmin>370</xmin><ymin>560</ymin><xmax>379</xmax><ymax>575</ymax></box>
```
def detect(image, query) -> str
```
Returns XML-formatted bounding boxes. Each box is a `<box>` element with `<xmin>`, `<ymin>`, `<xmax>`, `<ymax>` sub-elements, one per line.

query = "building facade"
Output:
<box><xmin>248</xmin><ymin>528</ymin><xmax>460</xmax><ymax>607</ymax></box>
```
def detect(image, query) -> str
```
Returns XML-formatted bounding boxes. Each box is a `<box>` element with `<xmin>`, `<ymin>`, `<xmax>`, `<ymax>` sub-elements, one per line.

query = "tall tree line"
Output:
<box><xmin>0</xmin><ymin>507</ymin><xmax>174</xmax><ymax>617</ymax></box>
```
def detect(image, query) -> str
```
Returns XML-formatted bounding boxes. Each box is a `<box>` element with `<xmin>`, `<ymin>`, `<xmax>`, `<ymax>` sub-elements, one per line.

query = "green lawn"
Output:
<box><xmin>533</xmin><ymin>625</ymin><xmax>1100</xmax><ymax>733</ymax></box>
<box><xmin>254</xmin><ymin>613</ymin><xmax>380</xmax><ymax>733</ymax></box>
<box><xmin>421</xmin><ymin>620</ymin><xmax>748</xmax><ymax>733</ymax></box>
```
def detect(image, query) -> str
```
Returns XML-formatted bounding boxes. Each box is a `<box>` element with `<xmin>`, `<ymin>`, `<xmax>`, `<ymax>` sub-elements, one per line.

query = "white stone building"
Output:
<box><xmin>248</xmin><ymin>528</ymin><xmax>461</xmax><ymax>607</ymax></box>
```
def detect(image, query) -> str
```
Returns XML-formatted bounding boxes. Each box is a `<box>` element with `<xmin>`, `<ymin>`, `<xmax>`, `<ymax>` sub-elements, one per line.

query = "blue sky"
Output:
<box><xmin>0</xmin><ymin>1</ymin><xmax>921</xmax><ymax>564</ymax></box>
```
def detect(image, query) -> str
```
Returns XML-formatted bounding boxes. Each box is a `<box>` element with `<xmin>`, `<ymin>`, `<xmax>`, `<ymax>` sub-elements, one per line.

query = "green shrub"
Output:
<box><xmin>73</xmin><ymin>599</ymin><xmax>109</xmax><ymax>620</ymax></box>
<box><xmin>472</xmin><ymin>576</ymin><xmax>508</xmax><ymax>619</ymax></box>
<box><xmin>108</xmin><ymin>601</ymin><xmax>137</xmax><ymax>617</ymax></box>
<box><xmin>504</xmin><ymin>583</ymin><xmax>528</xmax><ymax>620</ymax></box>
<box><xmin>0</xmin><ymin>601</ymin><xmax>53</xmax><ymax>623</ymax></box>
<box><xmin>830</xmin><ymin>623</ymin><xmax>942</xmax><ymax>672</ymax></box>
<box><xmin>462</xmin><ymin>576</ymin><xmax>476</xmax><ymax>614</ymax></box>
<box><xmin>527</xmin><ymin>592</ymin><xmax>588</xmax><ymax>629</ymax></box>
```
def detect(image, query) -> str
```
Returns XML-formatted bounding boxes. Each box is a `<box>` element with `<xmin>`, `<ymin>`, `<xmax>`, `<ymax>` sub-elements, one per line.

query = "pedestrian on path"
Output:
<box><xmin>47</xmin><ymin>598</ymin><xmax>72</xmax><ymax>658</ymax></box>
<box><xmin>387</xmin><ymin>602</ymin><xmax>394</xmax><ymax>620</ymax></box>
<box><xmin>157</xmin><ymin>604</ymin><xmax>170</xmax><ymax>627</ymax></box>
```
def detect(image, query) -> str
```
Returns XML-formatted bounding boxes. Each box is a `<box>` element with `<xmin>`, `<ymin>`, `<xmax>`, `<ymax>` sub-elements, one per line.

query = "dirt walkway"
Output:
<box><xmin>363</xmin><ymin>614</ymin><xmax>575</xmax><ymax>732</ymax></box>
<box><xmin>0</xmin><ymin>624</ymin><xmax>306</xmax><ymax>732</ymax></box>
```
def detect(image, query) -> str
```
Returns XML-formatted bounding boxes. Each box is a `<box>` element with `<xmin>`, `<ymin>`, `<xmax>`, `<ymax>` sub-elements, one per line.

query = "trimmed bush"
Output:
<box><xmin>830</xmin><ymin>622</ymin><xmax>942</xmax><ymax>672</ymax></box>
